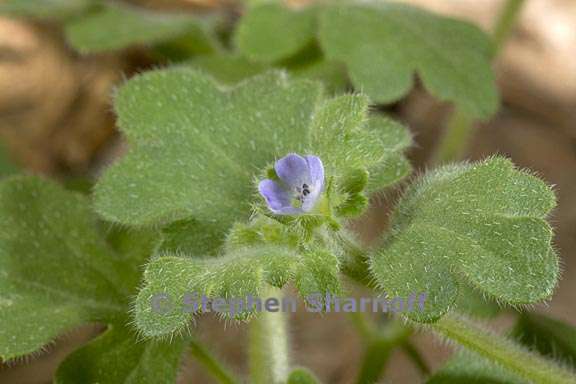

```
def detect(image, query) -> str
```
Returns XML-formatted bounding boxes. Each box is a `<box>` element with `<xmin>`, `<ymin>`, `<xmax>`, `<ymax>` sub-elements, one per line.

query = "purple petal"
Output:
<box><xmin>275</xmin><ymin>153</ymin><xmax>310</xmax><ymax>189</ymax></box>
<box><xmin>258</xmin><ymin>179</ymin><xmax>293</xmax><ymax>213</ymax></box>
<box><xmin>301</xmin><ymin>156</ymin><xmax>324</xmax><ymax>212</ymax></box>
<box><xmin>274</xmin><ymin>206</ymin><xmax>304</xmax><ymax>215</ymax></box>
<box><xmin>305</xmin><ymin>155</ymin><xmax>324</xmax><ymax>188</ymax></box>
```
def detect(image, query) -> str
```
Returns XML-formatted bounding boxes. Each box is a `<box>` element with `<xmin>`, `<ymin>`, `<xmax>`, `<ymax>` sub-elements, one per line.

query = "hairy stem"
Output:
<box><xmin>249</xmin><ymin>286</ymin><xmax>290</xmax><ymax>384</ymax></box>
<box><xmin>189</xmin><ymin>339</ymin><xmax>238</xmax><ymax>384</ymax></box>
<box><xmin>430</xmin><ymin>312</ymin><xmax>576</xmax><ymax>384</ymax></box>
<box><xmin>431</xmin><ymin>0</ymin><xmax>527</xmax><ymax>164</ymax></box>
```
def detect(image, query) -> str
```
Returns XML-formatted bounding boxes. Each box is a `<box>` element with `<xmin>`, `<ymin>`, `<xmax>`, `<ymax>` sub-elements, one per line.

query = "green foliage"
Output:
<box><xmin>65</xmin><ymin>3</ymin><xmax>210</xmax><ymax>53</ymax></box>
<box><xmin>288</xmin><ymin>367</ymin><xmax>321</xmax><ymax>384</ymax></box>
<box><xmin>236</xmin><ymin>1</ymin><xmax>498</xmax><ymax>118</ymax></box>
<box><xmin>318</xmin><ymin>2</ymin><xmax>498</xmax><ymax>118</ymax></box>
<box><xmin>0</xmin><ymin>0</ymin><xmax>94</xmax><ymax>19</ymax></box>
<box><xmin>95</xmin><ymin>69</ymin><xmax>320</xmax><ymax>230</ymax></box>
<box><xmin>454</xmin><ymin>285</ymin><xmax>501</xmax><ymax>319</ymax></box>
<box><xmin>236</xmin><ymin>2</ymin><xmax>317</xmax><ymax>63</ymax></box>
<box><xmin>427</xmin><ymin>349</ymin><xmax>525</xmax><ymax>384</ymax></box>
<box><xmin>294</xmin><ymin>247</ymin><xmax>342</xmax><ymax>305</ymax></box>
<box><xmin>157</xmin><ymin>219</ymin><xmax>224</xmax><ymax>257</ymax></box>
<box><xmin>134</xmin><ymin>245</ymin><xmax>299</xmax><ymax>336</ymax></box>
<box><xmin>511</xmin><ymin>313</ymin><xmax>576</xmax><ymax>367</ymax></box>
<box><xmin>55</xmin><ymin>324</ymin><xmax>185</xmax><ymax>384</ymax></box>
<box><xmin>428</xmin><ymin>313</ymin><xmax>576</xmax><ymax>383</ymax></box>
<box><xmin>95</xmin><ymin>69</ymin><xmax>410</xmax><ymax>231</ymax></box>
<box><xmin>309</xmin><ymin>94</ymin><xmax>412</xmax><ymax>194</ymax></box>
<box><xmin>0</xmin><ymin>176</ymin><xmax>126</xmax><ymax>359</ymax></box>
<box><xmin>371</xmin><ymin>157</ymin><xmax>558</xmax><ymax>322</ymax></box>
<box><xmin>0</xmin><ymin>176</ymin><xmax>183</xmax><ymax>381</ymax></box>
<box><xmin>190</xmin><ymin>52</ymin><xmax>347</xmax><ymax>93</ymax></box>
<box><xmin>0</xmin><ymin>141</ymin><xmax>18</xmax><ymax>177</ymax></box>
<box><xmin>191</xmin><ymin>54</ymin><xmax>269</xmax><ymax>85</ymax></box>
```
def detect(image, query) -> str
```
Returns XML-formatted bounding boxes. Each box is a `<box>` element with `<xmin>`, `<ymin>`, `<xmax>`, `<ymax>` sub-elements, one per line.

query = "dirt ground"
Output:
<box><xmin>0</xmin><ymin>0</ymin><xmax>574</xmax><ymax>383</ymax></box>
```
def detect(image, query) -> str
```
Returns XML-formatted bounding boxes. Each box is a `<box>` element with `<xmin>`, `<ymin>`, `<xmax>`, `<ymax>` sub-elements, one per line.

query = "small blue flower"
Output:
<box><xmin>259</xmin><ymin>153</ymin><xmax>324</xmax><ymax>215</ymax></box>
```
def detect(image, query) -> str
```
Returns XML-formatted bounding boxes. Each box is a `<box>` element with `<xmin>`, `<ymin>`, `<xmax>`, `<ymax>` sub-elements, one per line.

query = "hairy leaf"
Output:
<box><xmin>310</xmin><ymin>94</ymin><xmax>412</xmax><ymax>192</ymax></box>
<box><xmin>294</xmin><ymin>248</ymin><xmax>342</xmax><ymax>306</ymax></box>
<box><xmin>0</xmin><ymin>176</ymin><xmax>128</xmax><ymax>359</ymax></box>
<box><xmin>95</xmin><ymin>69</ymin><xmax>411</xmax><ymax>231</ymax></box>
<box><xmin>157</xmin><ymin>219</ymin><xmax>224</xmax><ymax>258</ymax></box>
<box><xmin>0</xmin><ymin>176</ymin><xmax>183</xmax><ymax>380</ymax></box>
<box><xmin>371</xmin><ymin>157</ymin><xmax>558</xmax><ymax>322</ymax></box>
<box><xmin>65</xmin><ymin>3</ymin><xmax>207</xmax><ymax>53</ymax></box>
<box><xmin>319</xmin><ymin>2</ymin><xmax>498</xmax><ymax>118</ymax></box>
<box><xmin>135</xmin><ymin>245</ymin><xmax>299</xmax><ymax>336</ymax></box>
<box><xmin>94</xmin><ymin>69</ymin><xmax>322</xmax><ymax>230</ymax></box>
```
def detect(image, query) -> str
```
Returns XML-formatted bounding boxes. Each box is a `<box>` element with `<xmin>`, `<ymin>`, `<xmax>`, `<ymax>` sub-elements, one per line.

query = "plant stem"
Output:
<box><xmin>493</xmin><ymin>0</ymin><xmax>526</xmax><ymax>53</ymax></box>
<box><xmin>431</xmin><ymin>0</ymin><xmax>527</xmax><ymax>165</ymax></box>
<box><xmin>401</xmin><ymin>341</ymin><xmax>430</xmax><ymax>376</ymax></box>
<box><xmin>189</xmin><ymin>339</ymin><xmax>238</xmax><ymax>384</ymax></box>
<box><xmin>249</xmin><ymin>286</ymin><xmax>290</xmax><ymax>384</ymax></box>
<box><xmin>430</xmin><ymin>312</ymin><xmax>576</xmax><ymax>384</ymax></box>
<box><xmin>430</xmin><ymin>110</ymin><xmax>475</xmax><ymax>165</ymax></box>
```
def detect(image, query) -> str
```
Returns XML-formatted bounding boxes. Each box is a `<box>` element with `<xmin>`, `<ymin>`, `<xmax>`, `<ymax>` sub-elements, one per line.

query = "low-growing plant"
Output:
<box><xmin>1</xmin><ymin>0</ymin><xmax>575</xmax><ymax>383</ymax></box>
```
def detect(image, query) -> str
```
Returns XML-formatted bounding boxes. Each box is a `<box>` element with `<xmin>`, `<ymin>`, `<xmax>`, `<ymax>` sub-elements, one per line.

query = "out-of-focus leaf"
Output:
<box><xmin>427</xmin><ymin>350</ymin><xmax>525</xmax><ymax>384</ymax></box>
<box><xmin>0</xmin><ymin>0</ymin><xmax>94</xmax><ymax>19</ymax></box>
<box><xmin>288</xmin><ymin>367</ymin><xmax>321</xmax><ymax>384</ymax></box>
<box><xmin>65</xmin><ymin>3</ymin><xmax>207</xmax><ymax>53</ymax></box>
<box><xmin>55</xmin><ymin>324</ymin><xmax>185</xmax><ymax>384</ymax></box>
<box><xmin>237</xmin><ymin>2</ymin><xmax>317</xmax><ymax>63</ymax></box>
<box><xmin>319</xmin><ymin>2</ymin><xmax>498</xmax><ymax>118</ymax></box>
<box><xmin>511</xmin><ymin>313</ymin><xmax>576</xmax><ymax>368</ymax></box>
<box><xmin>0</xmin><ymin>141</ymin><xmax>18</xmax><ymax>178</ymax></box>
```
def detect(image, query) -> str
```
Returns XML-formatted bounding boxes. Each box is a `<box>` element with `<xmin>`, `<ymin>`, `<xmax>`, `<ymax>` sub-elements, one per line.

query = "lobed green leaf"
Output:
<box><xmin>371</xmin><ymin>157</ymin><xmax>558</xmax><ymax>322</ymax></box>
<box><xmin>94</xmin><ymin>69</ymin><xmax>321</xmax><ymax>231</ymax></box>
<box><xmin>0</xmin><ymin>176</ymin><xmax>184</xmax><ymax>380</ymax></box>
<box><xmin>317</xmin><ymin>2</ymin><xmax>499</xmax><ymax>118</ymax></box>
<box><xmin>95</xmin><ymin>69</ymin><xmax>411</xmax><ymax>232</ymax></box>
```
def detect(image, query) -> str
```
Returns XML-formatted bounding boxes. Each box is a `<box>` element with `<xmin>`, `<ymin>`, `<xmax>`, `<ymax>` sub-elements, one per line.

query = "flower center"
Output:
<box><xmin>296</xmin><ymin>183</ymin><xmax>311</xmax><ymax>199</ymax></box>
<box><xmin>292</xmin><ymin>183</ymin><xmax>312</xmax><ymax>208</ymax></box>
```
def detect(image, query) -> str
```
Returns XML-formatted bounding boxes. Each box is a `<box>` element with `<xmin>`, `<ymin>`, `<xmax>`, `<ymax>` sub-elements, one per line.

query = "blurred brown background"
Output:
<box><xmin>0</xmin><ymin>0</ymin><xmax>575</xmax><ymax>382</ymax></box>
